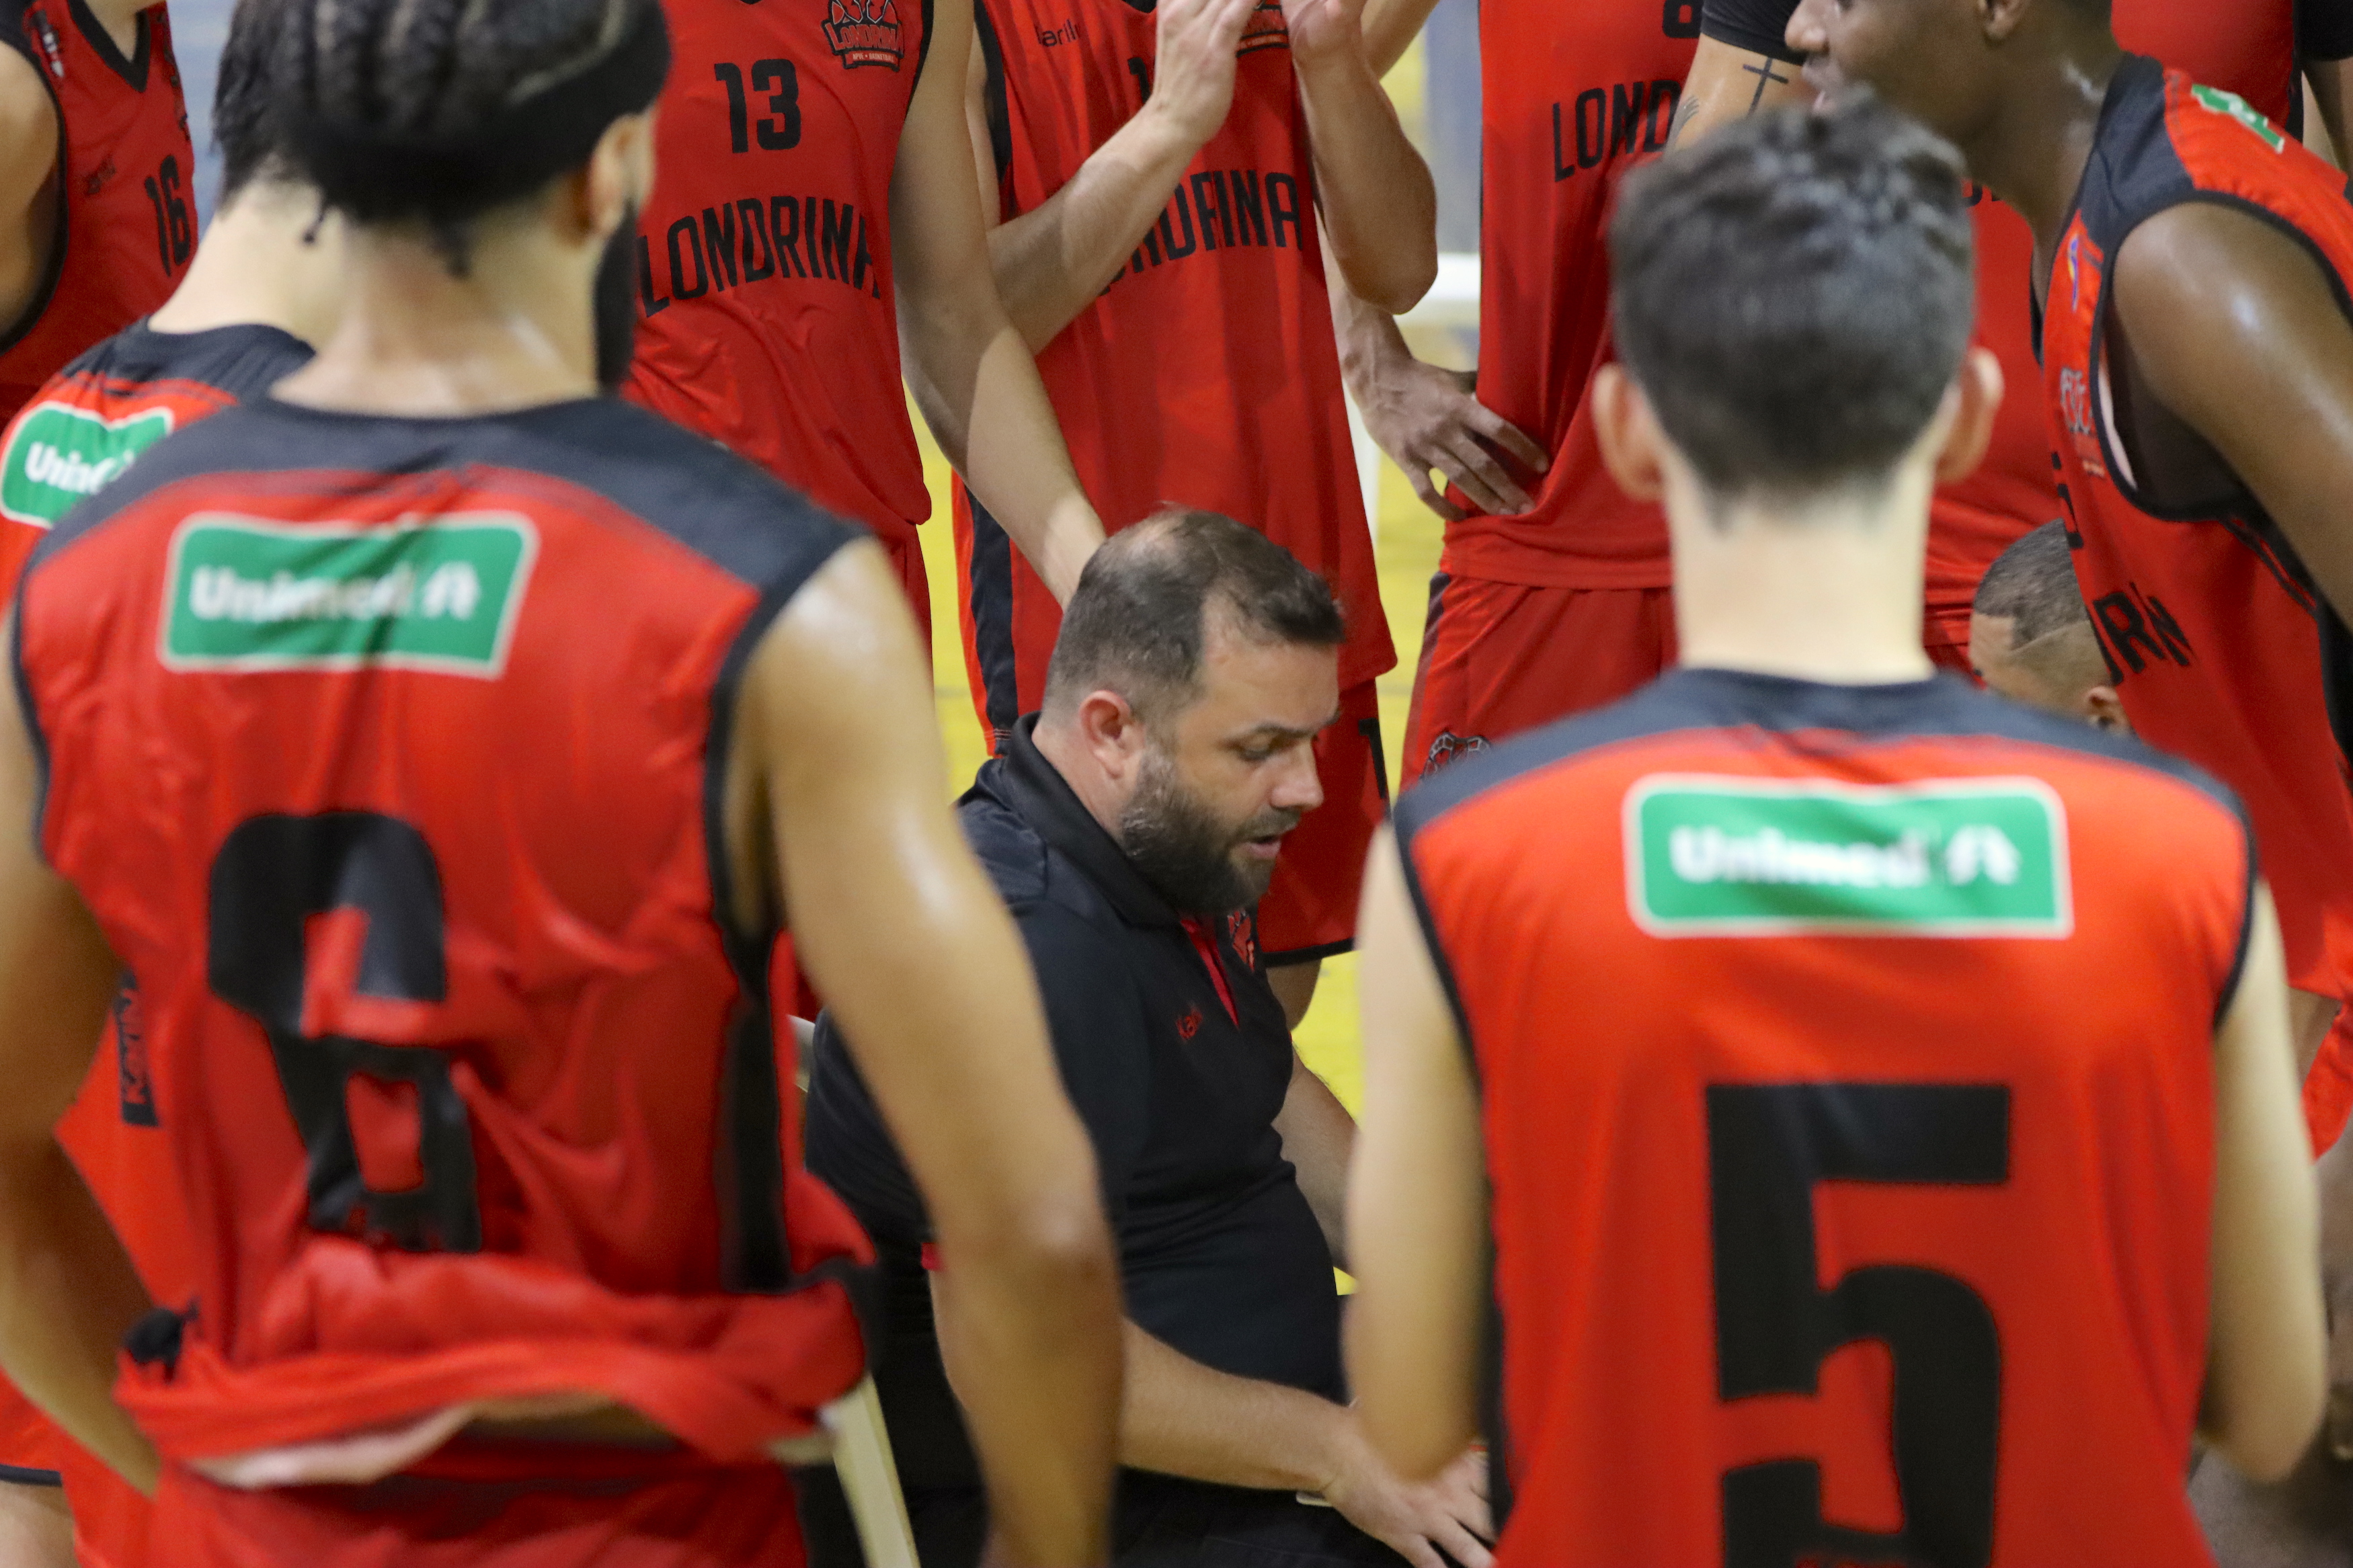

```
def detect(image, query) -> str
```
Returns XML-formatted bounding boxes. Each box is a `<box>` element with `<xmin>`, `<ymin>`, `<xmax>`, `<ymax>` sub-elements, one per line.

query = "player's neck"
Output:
<box><xmin>1960</xmin><ymin>30</ymin><xmax>2124</xmax><ymax>245</ymax></box>
<box><xmin>1668</xmin><ymin>484</ymin><xmax>1935</xmax><ymax>687</ymax></box>
<box><xmin>274</xmin><ymin>228</ymin><xmax>599</xmax><ymax>418</ymax></box>
<box><xmin>148</xmin><ymin>186</ymin><xmax>339</xmax><ymax>345</ymax></box>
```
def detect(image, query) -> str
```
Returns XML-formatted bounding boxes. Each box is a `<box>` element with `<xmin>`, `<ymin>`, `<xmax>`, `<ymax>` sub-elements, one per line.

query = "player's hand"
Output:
<box><xmin>1280</xmin><ymin>0</ymin><xmax>1367</xmax><ymax>73</ymax></box>
<box><xmin>1146</xmin><ymin>0</ymin><xmax>1259</xmax><ymax>149</ymax></box>
<box><xmin>1320</xmin><ymin>1423</ymin><xmax>1494</xmax><ymax>1568</ymax></box>
<box><xmin>1355</xmin><ymin>352</ymin><xmax>1549</xmax><ymax>522</ymax></box>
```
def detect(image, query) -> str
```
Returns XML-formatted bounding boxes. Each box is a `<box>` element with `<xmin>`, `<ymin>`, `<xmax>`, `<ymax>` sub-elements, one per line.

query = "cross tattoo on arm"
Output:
<box><xmin>1742</xmin><ymin>56</ymin><xmax>1794</xmax><ymax>114</ymax></box>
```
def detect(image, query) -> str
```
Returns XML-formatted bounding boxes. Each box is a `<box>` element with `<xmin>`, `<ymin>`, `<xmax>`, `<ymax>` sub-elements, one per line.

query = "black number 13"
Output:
<box><xmin>1707</xmin><ymin>1083</ymin><xmax>2009</xmax><ymax>1568</ymax></box>
<box><xmin>714</xmin><ymin>58</ymin><xmax>803</xmax><ymax>153</ymax></box>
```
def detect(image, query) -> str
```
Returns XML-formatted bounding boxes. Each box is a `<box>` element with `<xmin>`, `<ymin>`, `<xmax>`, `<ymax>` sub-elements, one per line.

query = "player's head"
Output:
<box><xmin>272</xmin><ymin>0</ymin><xmax>668</xmax><ymax>386</ymax></box>
<box><xmin>1971</xmin><ymin>522</ymin><xmax>2128</xmax><ymax>730</ymax></box>
<box><xmin>214</xmin><ymin>0</ymin><xmax>296</xmax><ymax>204</ymax></box>
<box><xmin>1595</xmin><ymin>95</ymin><xmax>1998</xmax><ymax>535</ymax></box>
<box><xmin>1787</xmin><ymin>0</ymin><xmax>2115</xmax><ymax>153</ymax></box>
<box><xmin>1041</xmin><ymin>512</ymin><xmax>1345</xmax><ymax>915</ymax></box>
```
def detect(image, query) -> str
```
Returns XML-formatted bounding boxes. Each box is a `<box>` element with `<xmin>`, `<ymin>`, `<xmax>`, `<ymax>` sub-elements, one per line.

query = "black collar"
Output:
<box><xmin>996</xmin><ymin>714</ymin><xmax>1183</xmax><ymax>931</ymax></box>
<box><xmin>67</xmin><ymin>0</ymin><xmax>149</xmax><ymax>92</ymax></box>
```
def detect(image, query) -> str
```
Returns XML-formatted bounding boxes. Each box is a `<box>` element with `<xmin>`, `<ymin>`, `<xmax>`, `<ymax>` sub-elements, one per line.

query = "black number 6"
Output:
<box><xmin>208</xmin><ymin>814</ymin><xmax>481</xmax><ymax>1253</ymax></box>
<box><xmin>1708</xmin><ymin>1083</ymin><xmax>2009</xmax><ymax>1568</ymax></box>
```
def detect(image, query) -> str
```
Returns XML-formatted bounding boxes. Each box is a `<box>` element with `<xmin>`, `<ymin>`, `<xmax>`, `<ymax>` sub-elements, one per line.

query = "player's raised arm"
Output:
<box><xmin>1283</xmin><ymin>0</ymin><xmax>1437</xmax><ymax>313</ymax></box>
<box><xmin>893</xmin><ymin>0</ymin><xmax>1105</xmax><ymax>605</ymax></box>
<box><xmin>0</xmin><ymin>44</ymin><xmax>58</xmax><ymax>339</ymax></box>
<box><xmin>2203</xmin><ymin>885</ymin><xmax>2326</xmax><ymax>1482</ymax></box>
<box><xmin>1344</xmin><ymin>827</ymin><xmax>1487</xmax><ymax>1483</ymax></box>
<box><xmin>1673</xmin><ymin>0</ymin><xmax>1810</xmax><ymax>147</ymax></box>
<box><xmin>1357</xmin><ymin>0</ymin><xmax>1439</xmax><ymax>78</ymax></box>
<box><xmin>735</xmin><ymin>540</ymin><xmax>1121</xmax><ymax>1568</ymax></box>
<box><xmin>0</xmin><ymin>615</ymin><xmax>154</xmax><ymax>1494</ymax></box>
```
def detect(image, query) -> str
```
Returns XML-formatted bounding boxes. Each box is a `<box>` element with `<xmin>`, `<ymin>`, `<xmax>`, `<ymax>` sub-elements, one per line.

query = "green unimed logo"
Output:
<box><xmin>0</xmin><ymin>403</ymin><xmax>174</xmax><ymax>527</ymax></box>
<box><xmin>161</xmin><ymin>513</ymin><xmax>537</xmax><ymax>677</ymax></box>
<box><xmin>2192</xmin><ymin>84</ymin><xmax>2288</xmax><ymax>153</ymax></box>
<box><xmin>1626</xmin><ymin>776</ymin><xmax>2073</xmax><ymax>938</ymax></box>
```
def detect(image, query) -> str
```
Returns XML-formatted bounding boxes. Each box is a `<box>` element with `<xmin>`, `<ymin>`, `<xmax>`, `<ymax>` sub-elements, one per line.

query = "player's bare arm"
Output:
<box><xmin>734</xmin><ymin>539</ymin><xmax>1123</xmax><ymax>1567</ymax></box>
<box><xmin>1283</xmin><ymin>0</ymin><xmax>1436</xmax><ymax>313</ymax></box>
<box><xmin>0</xmin><ymin>620</ymin><xmax>156</xmax><ymax>1494</ymax></box>
<box><xmin>969</xmin><ymin>0</ymin><xmax>1259</xmax><ymax>349</ymax></box>
<box><xmin>1270</xmin><ymin>1049</ymin><xmax>1355</xmax><ymax>1267</ymax></box>
<box><xmin>2202</xmin><ymin>886</ymin><xmax>2325</xmax><ymax>1482</ymax></box>
<box><xmin>2307</xmin><ymin>58</ymin><xmax>2353</xmax><ymax>168</ymax></box>
<box><xmin>1345</xmin><ymin>827</ymin><xmax>1486</xmax><ymax>1482</ymax></box>
<box><xmin>894</xmin><ymin>0</ymin><xmax>1105</xmax><ymax>604</ymax></box>
<box><xmin>1675</xmin><ymin>0</ymin><xmax>1810</xmax><ymax>148</ymax></box>
<box><xmin>1356</xmin><ymin>0</ymin><xmax>1436</xmax><ymax>77</ymax></box>
<box><xmin>0</xmin><ymin>46</ymin><xmax>61</xmax><ymax>341</ymax></box>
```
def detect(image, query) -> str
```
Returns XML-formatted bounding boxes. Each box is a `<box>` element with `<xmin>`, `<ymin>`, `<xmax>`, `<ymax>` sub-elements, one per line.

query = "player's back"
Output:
<box><xmin>13</xmin><ymin>394</ymin><xmax>875</xmax><ymax>1551</ymax></box>
<box><xmin>1396</xmin><ymin>667</ymin><xmax>2249</xmax><ymax>1567</ymax></box>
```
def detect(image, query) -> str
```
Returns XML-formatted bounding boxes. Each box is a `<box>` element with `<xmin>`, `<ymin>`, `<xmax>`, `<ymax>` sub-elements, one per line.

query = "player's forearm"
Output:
<box><xmin>1328</xmin><ymin>242</ymin><xmax>1411</xmax><ymax>393</ymax></box>
<box><xmin>0</xmin><ymin>1141</ymin><xmax>157</xmax><ymax>1493</ymax></box>
<box><xmin>1273</xmin><ymin>1054</ymin><xmax>1355</xmax><ymax>1268</ymax></box>
<box><xmin>1358</xmin><ymin>0</ymin><xmax>1441</xmax><ymax>79</ymax></box>
<box><xmin>1297</xmin><ymin>54</ymin><xmax>1437</xmax><ymax>315</ymax></box>
<box><xmin>1116</xmin><ymin>1320</ymin><xmax>1353</xmax><ymax>1493</ymax></box>
<box><xmin>988</xmin><ymin>103</ymin><xmax>1211</xmax><ymax>350</ymax></box>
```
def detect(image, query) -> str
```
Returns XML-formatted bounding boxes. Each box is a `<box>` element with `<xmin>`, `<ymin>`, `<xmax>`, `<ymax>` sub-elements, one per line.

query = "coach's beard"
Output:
<box><xmin>1118</xmin><ymin>747</ymin><xmax>1302</xmax><ymax>916</ymax></box>
<box><xmin>594</xmin><ymin>206</ymin><xmax>643</xmax><ymax>392</ymax></box>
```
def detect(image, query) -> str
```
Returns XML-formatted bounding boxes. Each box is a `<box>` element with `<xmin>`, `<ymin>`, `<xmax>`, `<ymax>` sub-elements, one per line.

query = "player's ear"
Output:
<box><xmin>2082</xmin><ymin>683</ymin><xmax>2130</xmax><ymax>734</ymax></box>
<box><xmin>577</xmin><ymin>112</ymin><xmax>654</xmax><ymax>243</ymax></box>
<box><xmin>1933</xmin><ymin>346</ymin><xmax>2004</xmax><ymax>485</ymax></box>
<box><xmin>1593</xmin><ymin>366</ymin><xmax>1667</xmax><ymax>503</ymax></box>
<box><xmin>1983</xmin><ymin>0</ymin><xmax>2035</xmax><ymax>44</ymax></box>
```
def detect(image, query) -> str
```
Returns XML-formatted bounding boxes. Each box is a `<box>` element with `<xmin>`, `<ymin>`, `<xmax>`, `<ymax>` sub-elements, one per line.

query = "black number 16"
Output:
<box><xmin>1707</xmin><ymin>1083</ymin><xmax>2009</xmax><ymax>1568</ymax></box>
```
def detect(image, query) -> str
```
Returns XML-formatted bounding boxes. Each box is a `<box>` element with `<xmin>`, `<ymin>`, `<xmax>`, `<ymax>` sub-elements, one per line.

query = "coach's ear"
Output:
<box><xmin>1593</xmin><ymin>365</ymin><xmax>1667</xmax><ymax>503</ymax></box>
<box><xmin>1933</xmin><ymin>346</ymin><xmax>2005</xmax><ymax>485</ymax></box>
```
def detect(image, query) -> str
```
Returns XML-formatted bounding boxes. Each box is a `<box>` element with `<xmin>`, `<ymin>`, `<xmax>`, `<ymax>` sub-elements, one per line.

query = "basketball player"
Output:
<box><xmin>1337</xmin><ymin>0</ymin><xmax>1696</xmax><ymax>786</ymax></box>
<box><xmin>1348</xmin><ymin>99</ymin><xmax>2323</xmax><ymax>1565</ymax></box>
<box><xmin>1969</xmin><ymin>522</ymin><xmax>2128</xmax><ymax>731</ymax></box>
<box><xmin>624</xmin><ymin>0</ymin><xmax>1106</xmax><ymax>632</ymax></box>
<box><xmin>0</xmin><ymin>1</ymin><xmax>1123</xmax><ymax>1563</ymax></box>
<box><xmin>0</xmin><ymin>0</ymin><xmax>194</xmax><ymax>423</ymax></box>
<box><xmin>959</xmin><ymin>0</ymin><xmax>1436</xmax><ymax>1019</ymax></box>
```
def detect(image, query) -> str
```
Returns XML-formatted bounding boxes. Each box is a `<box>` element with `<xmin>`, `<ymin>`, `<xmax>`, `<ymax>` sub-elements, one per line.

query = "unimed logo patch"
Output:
<box><xmin>161</xmin><ymin>513</ymin><xmax>537</xmax><ymax>677</ymax></box>
<box><xmin>1626</xmin><ymin>776</ymin><xmax>2071</xmax><ymax>938</ymax></box>
<box><xmin>1</xmin><ymin>403</ymin><xmax>175</xmax><ymax>526</ymax></box>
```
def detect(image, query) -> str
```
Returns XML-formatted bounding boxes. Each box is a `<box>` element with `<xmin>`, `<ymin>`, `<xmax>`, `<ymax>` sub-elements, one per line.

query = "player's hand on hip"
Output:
<box><xmin>1359</xmin><ymin>355</ymin><xmax>1548</xmax><ymax>522</ymax></box>
<box><xmin>1321</xmin><ymin>1423</ymin><xmax>1495</xmax><ymax>1568</ymax></box>
<box><xmin>1146</xmin><ymin>0</ymin><xmax>1259</xmax><ymax>147</ymax></box>
<box><xmin>1279</xmin><ymin>0</ymin><xmax>1368</xmax><ymax>73</ymax></box>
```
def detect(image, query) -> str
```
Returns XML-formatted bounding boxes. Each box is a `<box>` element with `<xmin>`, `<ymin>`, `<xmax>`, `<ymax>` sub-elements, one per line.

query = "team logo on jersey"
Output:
<box><xmin>1423</xmin><ymin>731</ymin><xmax>1490</xmax><ymax>774</ymax></box>
<box><xmin>161</xmin><ymin>513</ymin><xmax>539</xmax><ymax>678</ymax></box>
<box><xmin>1228</xmin><ymin>911</ymin><xmax>1256</xmax><ymax>971</ymax></box>
<box><xmin>2191</xmin><ymin>85</ymin><xmax>2288</xmax><ymax>154</ymax></box>
<box><xmin>824</xmin><ymin>0</ymin><xmax>905</xmax><ymax>69</ymax></box>
<box><xmin>1238</xmin><ymin>0</ymin><xmax>1288</xmax><ymax>54</ymax></box>
<box><xmin>0</xmin><ymin>402</ymin><xmax>175</xmax><ymax>528</ymax></box>
<box><xmin>1625</xmin><ymin>776</ymin><xmax>2071</xmax><ymax>938</ymax></box>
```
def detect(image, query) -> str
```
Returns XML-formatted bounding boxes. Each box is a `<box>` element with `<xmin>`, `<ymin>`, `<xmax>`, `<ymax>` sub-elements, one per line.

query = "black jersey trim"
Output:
<box><xmin>965</xmin><ymin>492</ymin><xmax>1022</xmax><ymax>743</ymax></box>
<box><xmin>2305</xmin><ymin>0</ymin><xmax>2353</xmax><ymax>65</ymax></box>
<box><xmin>2215</xmin><ymin>829</ymin><xmax>2262</xmax><ymax>1033</ymax></box>
<box><xmin>1390</xmin><ymin>822</ymin><xmax>1481</xmax><ymax>1096</ymax></box>
<box><xmin>972</xmin><ymin>0</ymin><xmax>1012</xmax><ymax>194</ymax></box>
<box><xmin>1698</xmin><ymin>0</ymin><xmax>1802</xmax><ymax>65</ymax></box>
<box><xmin>1478</xmin><ymin>1256</ymin><xmax>1514</xmax><ymax>1537</ymax></box>
<box><xmin>1261</xmin><ymin>936</ymin><xmax>1352</xmax><ymax>967</ymax></box>
<box><xmin>65</xmin><ymin>0</ymin><xmax>145</xmax><ymax>91</ymax></box>
<box><xmin>0</xmin><ymin>1464</ymin><xmax>61</xmax><ymax>1489</ymax></box>
<box><xmin>916</xmin><ymin>0</ymin><xmax>935</xmax><ymax>87</ymax></box>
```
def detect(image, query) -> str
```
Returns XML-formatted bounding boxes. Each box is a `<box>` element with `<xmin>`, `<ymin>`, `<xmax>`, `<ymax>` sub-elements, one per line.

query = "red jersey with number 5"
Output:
<box><xmin>1396</xmin><ymin>668</ymin><xmax>2249</xmax><ymax>1567</ymax></box>
<box><xmin>15</xmin><ymin>396</ymin><xmax>875</xmax><ymax>1563</ymax></box>
<box><xmin>623</xmin><ymin>0</ymin><xmax>932</xmax><ymax>548</ymax></box>
<box><xmin>1443</xmin><ymin>0</ymin><xmax>1693</xmax><ymax>590</ymax></box>
<box><xmin>2042</xmin><ymin>58</ymin><xmax>2353</xmax><ymax>1007</ymax></box>
<box><xmin>0</xmin><ymin>1</ymin><xmax>192</xmax><ymax>421</ymax></box>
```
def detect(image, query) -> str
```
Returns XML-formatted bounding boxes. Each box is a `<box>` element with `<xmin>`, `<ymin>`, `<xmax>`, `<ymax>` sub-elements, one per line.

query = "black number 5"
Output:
<box><xmin>1707</xmin><ymin>1083</ymin><xmax>2009</xmax><ymax>1568</ymax></box>
<box><xmin>208</xmin><ymin>814</ymin><xmax>481</xmax><ymax>1253</ymax></box>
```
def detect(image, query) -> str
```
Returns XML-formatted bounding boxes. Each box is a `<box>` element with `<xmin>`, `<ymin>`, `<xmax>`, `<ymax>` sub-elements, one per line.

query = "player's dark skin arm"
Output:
<box><xmin>0</xmin><ymin>615</ymin><xmax>159</xmax><ymax>1495</ymax></box>
<box><xmin>0</xmin><ymin>46</ymin><xmax>61</xmax><ymax>341</ymax></box>
<box><xmin>2308</xmin><ymin>59</ymin><xmax>2353</xmax><ymax>169</ymax></box>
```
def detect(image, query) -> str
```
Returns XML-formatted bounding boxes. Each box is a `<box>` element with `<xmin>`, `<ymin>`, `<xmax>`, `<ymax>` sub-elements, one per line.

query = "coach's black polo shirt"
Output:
<box><xmin>805</xmin><ymin>714</ymin><xmax>1343</xmax><ymax>1486</ymax></box>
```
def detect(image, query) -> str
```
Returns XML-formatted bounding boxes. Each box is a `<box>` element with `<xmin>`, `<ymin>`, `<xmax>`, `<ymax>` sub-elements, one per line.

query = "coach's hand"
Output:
<box><xmin>1322</xmin><ymin>1423</ymin><xmax>1494</xmax><ymax>1568</ymax></box>
<box><xmin>1148</xmin><ymin>0</ymin><xmax>1259</xmax><ymax>149</ymax></box>
<box><xmin>1356</xmin><ymin>351</ymin><xmax>1548</xmax><ymax>522</ymax></box>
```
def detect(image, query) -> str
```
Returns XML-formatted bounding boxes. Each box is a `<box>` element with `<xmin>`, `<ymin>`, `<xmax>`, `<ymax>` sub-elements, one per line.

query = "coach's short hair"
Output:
<box><xmin>1609</xmin><ymin>95</ymin><xmax>1977</xmax><ymax>504</ymax></box>
<box><xmin>1975</xmin><ymin>521</ymin><xmax>2089</xmax><ymax>643</ymax></box>
<box><xmin>1043</xmin><ymin>511</ymin><xmax>1346</xmax><ymax>723</ymax></box>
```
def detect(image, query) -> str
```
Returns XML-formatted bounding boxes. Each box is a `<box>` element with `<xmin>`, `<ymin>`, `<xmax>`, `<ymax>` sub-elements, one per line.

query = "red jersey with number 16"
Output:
<box><xmin>15</xmin><ymin>396</ymin><xmax>875</xmax><ymax>1564</ymax></box>
<box><xmin>2042</xmin><ymin>58</ymin><xmax>2353</xmax><ymax>1007</ymax></box>
<box><xmin>0</xmin><ymin>1</ymin><xmax>192</xmax><ymax>421</ymax></box>
<box><xmin>1397</xmin><ymin>668</ymin><xmax>2249</xmax><ymax>1567</ymax></box>
<box><xmin>623</xmin><ymin>0</ymin><xmax>931</xmax><ymax>544</ymax></box>
<box><xmin>1443</xmin><ymin>0</ymin><xmax>1691</xmax><ymax>590</ymax></box>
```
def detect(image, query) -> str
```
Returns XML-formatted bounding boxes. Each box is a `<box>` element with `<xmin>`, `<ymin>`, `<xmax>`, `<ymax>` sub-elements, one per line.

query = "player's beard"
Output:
<box><xmin>593</xmin><ymin>206</ymin><xmax>642</xmax><ymax>392</ymax></box>
<box><xmin>1117</xmin><ymin>745</ymin><xmax>1301</xmax><ymax>916</ymax></box>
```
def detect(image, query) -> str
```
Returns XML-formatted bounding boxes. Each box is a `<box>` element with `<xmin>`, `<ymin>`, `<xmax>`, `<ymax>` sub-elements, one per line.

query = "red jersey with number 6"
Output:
<box><xmin>0</xmin><ymin>1</ymin><xmax>192</xmax><ymax>421</ymax></box>
<box><xmin>2042</xmin><ymin>58</ymin><xmax>2353</xmax><ymax>1008</ymax></box>
<box><xmin>14</xmin><ymin>395</ymin><xmax>875</xmax><ymax>1563</ymax></box>
<box><xmin>1396</xmin><ymin>668</ymin><xmax>2249</xmax><ymax>1567</ymax></box>
<box><xmin>1443</xmin><ymin>0</ymin><xmax>1693</xmax><ymax>590</ymax></box>
<box><xmin>623</xmin><ymin>0</ymin><xmax>932</xmax><ymax>547</ymax></box>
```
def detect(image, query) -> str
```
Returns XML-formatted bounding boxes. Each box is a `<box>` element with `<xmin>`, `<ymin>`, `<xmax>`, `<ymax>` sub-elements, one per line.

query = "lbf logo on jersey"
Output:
<box><xmin>824</xmin><ymin>0</ymin><xmax>905</xmax><ymax>70</ymax></box>
<box><xmin>1</xmin><ymin>402</ymin><xmax>175</xmax><ymax>528</ymax></box>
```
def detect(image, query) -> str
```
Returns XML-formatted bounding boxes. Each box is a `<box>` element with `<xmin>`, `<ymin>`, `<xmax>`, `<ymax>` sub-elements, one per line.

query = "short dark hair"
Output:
<box><xmin>1044</xmin><ymin>511</ymin><xmax>1346</xmax><ymax>722</ymax></box>
<box><xmin>1609</xmin><ymin>95</ymin><xmax>1976</xmax><ymax>501</ymax></box>
<box><xmin>214</xmin><ymin>0</ymin><xmax>290</xmax><ymax>202</ymax></box>
<box><xmin>1974</xmin><ymin>520</ymin><xmax>2088</xmax><ymax>643</ymax></box>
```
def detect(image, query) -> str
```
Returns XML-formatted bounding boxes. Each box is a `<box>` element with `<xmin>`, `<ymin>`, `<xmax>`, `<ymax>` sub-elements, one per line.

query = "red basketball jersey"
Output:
<box><xmin>955</xmin><ymin>0</ymin><xmax>1392</xmax><ymax>729</ymax></box>
<box><xmin>2042</xmin><ymin>58</ymin><xmax>2353</xmax><ymax>1005</ymax></box>
<box><xmin>1442</xmin><ymin>0</ymin><xmax>1691</xmax><ymax>591</ymax></box>
<box><xmin>15</xmin><ymin>396</ymin><xmax>875</xmax><ymax>1561</ymax></box>
<box><xmin>622</xmin><ymin>0</ymin><xmax>931</xmax><ymax>548</ymax></box>
<box><xmin>1397</xmin><ymin>668</ymin><xmax>2250</xmax><ymax>1567</ymax></box>
<box><xmin>0</xmin><ymin>1</ymin><xmax>191</xmax><ymax>421</ymax></box>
